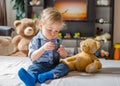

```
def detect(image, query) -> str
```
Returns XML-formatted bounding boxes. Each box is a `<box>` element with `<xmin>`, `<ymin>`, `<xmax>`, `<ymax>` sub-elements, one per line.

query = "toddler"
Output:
<box><xmin>18</xmin><ymin>7</ymin><xmax>70</xmax><ymax>86</ymax></box>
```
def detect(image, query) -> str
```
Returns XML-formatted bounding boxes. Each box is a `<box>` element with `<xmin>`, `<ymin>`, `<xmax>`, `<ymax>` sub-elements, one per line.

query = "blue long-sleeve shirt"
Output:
<box><xmin>28</xmin><ymin>31</ymin><xmax>62</xmax><ymax>64</ymax></box>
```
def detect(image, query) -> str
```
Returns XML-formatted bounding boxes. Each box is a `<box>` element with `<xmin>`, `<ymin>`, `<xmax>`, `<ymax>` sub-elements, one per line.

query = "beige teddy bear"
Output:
<box><xmin>61</xmin><ymin>38</ymin><xmax>102</xmax><ymax>73</ymax></box>
<box><xmin>30</xmin><ymin>0</ymin><xmax>40</xmax><ymax>6</ymax></box>
<box><xmin>95</xmin><ymin>32</ymin><xmax>111</xmax><ymax>43</ymax></box>
<box><xmin>0</xmin><ymin>37</ymin><xmax>10</xmax><ymax>46</ymax></box>
<box><xmin>12</xmin><ymin>18</ymin><xmax>38</xmax><ymax>56</ymax></box>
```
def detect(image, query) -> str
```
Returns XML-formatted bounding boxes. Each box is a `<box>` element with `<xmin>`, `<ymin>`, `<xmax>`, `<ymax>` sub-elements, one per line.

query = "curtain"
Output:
<box><xmin>0</xmin><ymin>0</ymin><xmax>7</xmax><ymax>25</ymax></box>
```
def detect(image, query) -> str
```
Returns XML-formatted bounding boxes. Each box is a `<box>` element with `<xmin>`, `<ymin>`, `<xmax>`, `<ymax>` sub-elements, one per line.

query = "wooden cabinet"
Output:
<box><xmin>24</xmin><ymin>0</ymin><xmax>44</xmax><ymax>18</ymax></box>
<box><xmin>24</xmin><ymin>0</ymin><xmax>114</xmax><ymax>59</ymax></box>
<box><xmin>95</xmin><ymin>0</ymin><xmax>114</xmax><ymax>59</ymax></box>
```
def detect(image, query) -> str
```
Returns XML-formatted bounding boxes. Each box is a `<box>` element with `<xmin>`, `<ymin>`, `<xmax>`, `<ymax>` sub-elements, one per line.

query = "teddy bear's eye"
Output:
<box><xmin>83</xmin><ymin>45</ymin><xmax>86</xmax><ymax>48</ymax></box>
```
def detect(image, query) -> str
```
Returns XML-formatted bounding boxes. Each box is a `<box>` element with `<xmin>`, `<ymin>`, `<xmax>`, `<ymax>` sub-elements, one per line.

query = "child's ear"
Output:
<box><xmin>38</xmin><ymin>22</ymin><xmax>43</xmax><ymax>30</ymax></box>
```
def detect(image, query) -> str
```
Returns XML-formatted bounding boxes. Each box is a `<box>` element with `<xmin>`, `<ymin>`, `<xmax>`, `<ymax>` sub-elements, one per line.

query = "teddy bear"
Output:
<box><xmin>0</xmin><ymin>37</ymin><xmax>10</xmax><ymax>46</ymax></box>
<box><xmin>94</xmin><ymin>32</ymin><xmax>111</xmax><ymax>43</ymax></box>
<box><xmin>11</xmin><ymin>18</ymin><xmax>38</xmax><ymax>56</ymax></box>
<box><xmin>61</xmin><ymin>38</ymin><xmax>102</xmax><ymax>73</ymax></box>
<box><xmin>30</xmin><ymin>0</ymin><xmax>40</xmax><ymax>6</ymax></box>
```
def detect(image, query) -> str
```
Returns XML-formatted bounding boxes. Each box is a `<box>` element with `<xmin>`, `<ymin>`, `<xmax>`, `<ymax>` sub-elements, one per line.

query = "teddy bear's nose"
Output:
<box><xmin>24</xmin><ymin>27</ymin><xmax>34</xmax><ymax>36</ymax></box>
<box><xmin>28</xmin><ymin>28</ymin><xmax>33</xmax><ymax>31</ymax></box>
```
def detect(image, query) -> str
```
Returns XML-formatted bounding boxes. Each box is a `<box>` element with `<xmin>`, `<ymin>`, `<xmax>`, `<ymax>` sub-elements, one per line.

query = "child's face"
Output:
<box><xmin>41</xmin><ymin>22</ymin><xmax>62</xmax><ymax>40</ymax></box>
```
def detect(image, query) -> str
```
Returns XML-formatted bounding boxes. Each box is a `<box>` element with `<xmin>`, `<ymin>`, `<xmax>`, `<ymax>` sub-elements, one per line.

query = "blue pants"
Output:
<box><xmin>27</xmin><ymin>62</ymin><xmax>70</xmax><ymax>81</ymax></box>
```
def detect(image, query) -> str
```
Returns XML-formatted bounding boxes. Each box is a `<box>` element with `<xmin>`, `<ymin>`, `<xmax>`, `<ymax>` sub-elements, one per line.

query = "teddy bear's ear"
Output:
<box><xmin>80</xmin><ymin>40</ymin><xmax>84</xmax><ymax>46</ymax></box>
<box><xmin>33</xmin><ymin>19</ymin><xmax>39</xmax><ymax>28</ymax></box>
<box><xmin>80</xmin><ymin>41</ymin><xmax>89</xmax><ymax>52</ymax></box>
<box><xmin>33</xmin><ymin>19</ymin><xmax>39</xmax><ymax>24</ymax></box>
<box><xmin>14</xmin><ymin>20</ymin><xmax>21</xmax><ymax>27</ymax></box>
<box><xmin>33</xmin><ymin>19</ymin><xmax>39</xmax><ymax>32</ymax></box>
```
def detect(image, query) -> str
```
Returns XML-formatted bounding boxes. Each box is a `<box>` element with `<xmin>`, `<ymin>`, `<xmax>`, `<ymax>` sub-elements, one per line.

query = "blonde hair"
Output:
<box><xmin>39</xmin><ymin>7</ymin><xmax>65</xmax><ymax>29</ymax></box>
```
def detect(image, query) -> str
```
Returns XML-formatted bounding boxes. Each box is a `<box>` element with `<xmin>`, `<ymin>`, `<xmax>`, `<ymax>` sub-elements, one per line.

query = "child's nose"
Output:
<box><xmin>51</xmin><ymin>31</ymin><xmax>57</xmax><ymax>36</ymax></box>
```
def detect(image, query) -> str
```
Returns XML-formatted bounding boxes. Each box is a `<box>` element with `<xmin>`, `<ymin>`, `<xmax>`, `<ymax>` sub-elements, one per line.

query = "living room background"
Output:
<box><xmin>5</xmin><ymin>0</ymin><xmax>120</xmax><ymax>43</ymax></box>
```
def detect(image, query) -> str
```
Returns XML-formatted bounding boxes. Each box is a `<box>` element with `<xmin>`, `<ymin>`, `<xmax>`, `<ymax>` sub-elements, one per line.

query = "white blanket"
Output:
<box><xmin>0</xmin><ymin>56</ymin><xmax>120</xmax><ymax>86</ymax></box>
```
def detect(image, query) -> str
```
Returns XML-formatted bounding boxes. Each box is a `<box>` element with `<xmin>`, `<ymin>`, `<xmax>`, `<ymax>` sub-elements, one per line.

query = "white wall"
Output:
<box><xmin>114</xmin><ymin>0</ymin><xmax>120</xmax><ymax>43</ymax></box>
<box><xmin>6</xmin><ymin>0</ymin><xmax>16</xmax><ymax>28</ymax></box>
<box><xmin>6</xmin><ymin>0</ymin><xmax>120</xmax><ymax>43</ymax></box>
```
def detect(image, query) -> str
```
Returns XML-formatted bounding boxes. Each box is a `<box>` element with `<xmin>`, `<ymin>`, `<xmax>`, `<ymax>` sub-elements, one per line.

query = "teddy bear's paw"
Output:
<box><xmin>36</xmin><ymin>1</ymin><xmax>40</xmax><ymax>5</ymax></box>
<box><xmin>30</xmin><ymin>2</ymin><xmax>34</xmax><ymax>5</ymax></box>
<box><xmin>94</xmin><ymin>60</ymin><xmax>102</xmax><ymax>69</ymax></box>
<box><xmin>86</xmin><ymin>65</ymin><xmax>98</xmax><ymax>73</ymax></box>
<box><xmin>60</xmin><ymin>59</ymin><xmax>67</xmax><ymax>64</ymax></box>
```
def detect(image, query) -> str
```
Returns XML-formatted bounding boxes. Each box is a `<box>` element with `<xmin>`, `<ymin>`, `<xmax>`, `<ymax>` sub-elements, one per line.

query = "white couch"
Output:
<box><xmin>0</xmin><ymin>26</ymin><xmax>14</xmax><ymax>56</ymax></box>
<box><xmin>0</xmin><ymin>36</ymin><xmax>14</xmax><ymax>55</ymax></box>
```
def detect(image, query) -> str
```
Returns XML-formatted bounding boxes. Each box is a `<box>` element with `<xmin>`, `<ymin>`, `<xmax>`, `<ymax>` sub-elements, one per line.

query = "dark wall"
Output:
<box><xmin>44</xmin><ymin>0</ymin><xmax>95</xmax><ymax>37</ymax></box>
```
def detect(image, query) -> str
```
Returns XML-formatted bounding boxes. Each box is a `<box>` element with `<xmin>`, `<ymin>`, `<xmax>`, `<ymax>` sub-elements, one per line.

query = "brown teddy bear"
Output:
<box><xmin>0</xmin><ymin>37</ymin><xmax>10</xmax><ymax>46</ymax></box>
<box><xmin>12</xmin><ymin>18</ymin><xmax>38</xmax><ymax>56</ymax></box>
<box><xmin>61</xmin><ymin>38</ymin><xmax>102</xmax><ymax>73</ymax></box>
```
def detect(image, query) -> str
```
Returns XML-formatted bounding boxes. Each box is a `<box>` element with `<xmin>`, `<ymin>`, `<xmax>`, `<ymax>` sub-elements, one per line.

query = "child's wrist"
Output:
<box><xmin>64</xmin><ymin>53</ymin><xmax>68</xmax><ymax>58</ymax></box>
<box><xmin>61</xmin><ymin>52</ymin><xmax>68</xmax><ymax>59</ymax></box>
<box><xmin>41</xmin><ymin>46</ymin><xmax>46</xmax><ymax>51</ymax></box>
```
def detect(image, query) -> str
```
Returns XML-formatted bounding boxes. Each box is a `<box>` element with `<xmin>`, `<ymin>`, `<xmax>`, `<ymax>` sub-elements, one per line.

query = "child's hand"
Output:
<box><xmin>42</xmin><ymin>42</ymin><xmax>55</xmax><ymax>51</ymax></box>
<box><xmin>57</xmin><ymin>45</ymin><xmax>68</xmax><ymax>58</ymax></box>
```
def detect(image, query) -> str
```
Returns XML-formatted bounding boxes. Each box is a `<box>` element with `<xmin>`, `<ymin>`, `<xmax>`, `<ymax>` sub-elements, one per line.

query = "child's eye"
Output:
<box><xmin>48</xmin><ymin>30</ymin><xmax>52</xmax><ymax>32</ymax></box>
<box><xmin>55</xmin><ymin>31</ymin><xmax>59</xmax><ymax>33</ymax></box>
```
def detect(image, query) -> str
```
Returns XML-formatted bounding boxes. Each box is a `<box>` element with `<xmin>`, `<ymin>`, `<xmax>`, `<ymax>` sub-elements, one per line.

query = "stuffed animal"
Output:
<box><xmin>94</xmin><ymin>32</ymin><xmax>111</xmax><ymax>43</ymax></box>
<box><xmin>12</xmin><ymin>18</ymin><xmax>38</xmax><ymax>56</ymax></box>
<box><xmin>30</xmin><ymin>0</ymin><xmax>40</xmax><ymax>6</ymax></box>
<box><xmin>100</xmin><ymin>49</ymin><xmax>109</xmax><ymax>58</ymax></box>
<box><xmin>0</xmin><ymin>37</ymin><xmax>11</xmax><ymax>46</ymax></box>
<box><xmin>61</xmin><ymin>38</ymin><xmax>102</xmax><ymax>73</ymax></box>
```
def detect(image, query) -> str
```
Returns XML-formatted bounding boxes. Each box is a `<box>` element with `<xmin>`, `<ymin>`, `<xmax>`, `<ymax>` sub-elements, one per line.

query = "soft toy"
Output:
<box><xmin>95</xmin><ymin>27</ymin><xmax>103</xmax><ymax>36</ymax></box>
<box><xmin>12</xmin><ymin>18</ymin><xmax>38</xmax><ymax>56</ymax></box>
<box><xmin>61</xmin><ymin>38</ymin><xmax>102</xmax><ymax>73</ymax></box>
<box><xmin>100</xmin><ymin>49</ymin><xmax>109</xmax><ymax>58</ymax></box>
<box><xmin>30</xmin><ymin>0</ymin><xmax>40</xmax><ymax>6</ymax></box>
<box><xmin>0</xmin><ymin>37</ymin><xmax>10</xmax><ymax>46</ymax></box>
<box><xmin>94</xmin><ymin>32</ymin><xmax>111</xmax><ymax>43</ymax></box>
